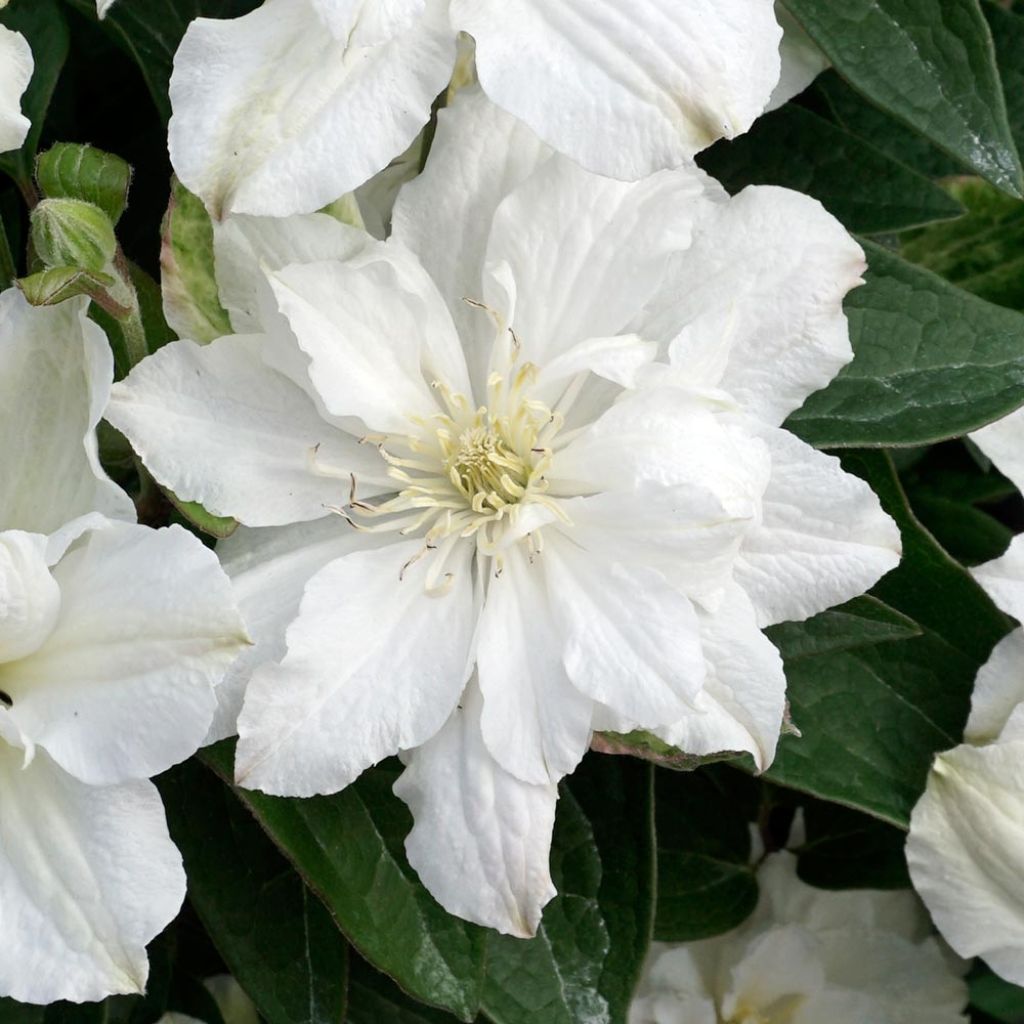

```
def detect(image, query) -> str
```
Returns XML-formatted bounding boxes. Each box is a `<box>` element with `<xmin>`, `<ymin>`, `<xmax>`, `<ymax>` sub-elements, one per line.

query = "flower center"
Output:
<box><xmin>445</xmin><ymin>423</ymin><xmax>531</xmax><ymax>511</ymax></box>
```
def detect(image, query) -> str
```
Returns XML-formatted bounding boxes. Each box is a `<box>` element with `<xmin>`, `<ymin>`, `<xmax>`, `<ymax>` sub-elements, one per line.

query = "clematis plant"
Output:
<box><xmin>108</xmin><ymin>88</ymin><xmax>899</xmax><ymax>936</ymax></box>
<box><xmin>629</xmin><ymin>852</ymin><xmax>969</xmax><ymax>1024</ymax></box>
<box><xmin>0</xmin><ymin>289</ymin><xmax>249</xmax><ymax>1003</ymax></box>
<box><xmin>907</xmin><ymin>406</ymin><xmax>1024</xmax><ymax>987</ymax></box>
<box><xmin>166</xmin><ymin>0</ymin><xmax>825</xmax><ymax>219</ymax></box>
<box><xmin>0</xmin><ymin>19</ymin><xmax>31</xmax><ymax>155</ymax></box>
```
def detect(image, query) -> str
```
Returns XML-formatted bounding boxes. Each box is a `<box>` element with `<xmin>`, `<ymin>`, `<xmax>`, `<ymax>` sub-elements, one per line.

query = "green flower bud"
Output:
<box><xmin>30</xmin><ymin>198</ymin><xmax>117</xmax><ymax>273</ymax></box>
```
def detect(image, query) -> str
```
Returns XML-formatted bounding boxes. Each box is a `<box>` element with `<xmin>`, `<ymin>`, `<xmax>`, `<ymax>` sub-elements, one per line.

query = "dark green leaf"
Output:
<box><xmin>480</xmin><ymin>755</ymin><xmax>654</xmax><ymax>1024</ymax></box>
<box><xmin>782</xmin><ymin>0</ymin><xmax>1023</xmax><ymax>196</ymax></box>
<box><xmin>901</xmin><ymin>178</ymin><xmax>1024</xmax><ymax>312</ymax></box>
<box><xmin>970</xmin><ymin>964</ymin><xmax>1024</xmax><ymax>1023</ymax></box>
<box><xmin>786</xmin><ymin>240</ymin><xmax>1024</xmax><ymax>448</ymax></box>
<box><xmin>0</xmin><ymin>1000</ymin><xmax>44</xmax><ymax>1024</ymax></box>
<box><xmin>699</xmin><ymin>104</ymin><xmax>963</xmax><ymax>234</ymax></box>
<box><xmin>983</xmin><ymin>1</ymin><xmax>1024</xmax><ymax>153</ymax></box>
<box><xmin>766</xmin><ymin>595</ymin><xmax>920</xmax><ymax>661</ymax></box>
<box><xmin>65</xmin><ymin>0</ymin><xmax>260</xmax><ymax>121</ymax></box>
<box><xmin>36</xmin><ymin>143</ymin><xmax>133</xmax><ymax>225</ymax></box>
<box><xmin>347</xmin><ymin>957</ymin><xmax>461</xmax><ymax>1024</ymax></box>
<box><xmin>160</xmin><ymin>757</ymin><xmax>348</xmax><ymax>1024</ymax></box>
<box><xmin>795</xmin><ymin>799</ymin><xmax>911</xmax><ymax>889</ymax></box>
<box><xmin>0</xmin><ymin>0</ymin><xmax>69</xmax><ymax>195</ymax></box>
<box><xmin>653</xmin><ymin>766</ymin><xmax>758</xmax><ymax>943</ymax></box>
<box><xmin>161</xmin><ymin>177</ymin><xmax>233</xmax><ymax>343</ymax></box>
<box><xmin>202</xmin><ymin>743</ymin><xmax>486</xmax><ymax>1023</ymax></box>
<box><xmin>766</xmin><ymin>451</ymin><xmax>1010</xmax><ymax>827</ymax></box>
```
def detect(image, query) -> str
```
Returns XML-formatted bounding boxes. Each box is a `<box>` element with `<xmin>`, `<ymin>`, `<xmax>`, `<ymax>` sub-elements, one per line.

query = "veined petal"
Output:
<box><xmin>2</xmin><ymin>522</ymin><xmax>247</xmax><ymax>786</ymax></box>
<box><xmin>640</xmin><ymin>186</ymin><xmax>866</xmax><ymax>426</ymax></box>
<box><xmin>972</xmin><ymin>533</ymin><xmax>1024</xmax><ymax>625</ymax></box>
<box><xmin>392</xmin><ymin>87</ymin><xmax>550</xmax><ymax>378</ymax></box>
<box><xmin>168</xmin><ymin>0</ymin><xmax>455</xmax><ymax>218</ymax></box>
<box><xmin>484</xmin><ymin>157</ymin><xmax>715</xmax><ymax>367</ymax></box>
<box><xmin>212</xmin><ymin>518</ymin><xmax>393</xmax><ymax>741</ymax></box>
<box><xmin>235</xmin><ymin>538</ymin><xmax>475</xmax><ymax>796</ymax></box>
<box><xmin>965</xmin><ymin>629</ymin><xmax>1024</xmax><ymax>745</ymax></box>
<box><xmin>0</xmin><ymin>531</ymin><xmax>60</xmax><ymax>664</ymax></box>
<box><xmin>213</xmin><ymin>212</ymin><xmax>370</xmax><ymax>335</ymax></box>
<box><xmin>451</xmin><ymin>0</ymin><xmax>782</xmax><ymax>179</ymax></box>
<box><xmin>733</xmin><ymin>424</ymin><xmax>900</xmax><ymax>626</ymax></box>
<box><xmin>394</xmin><ymin>681</ymin><xmax>558</xmax><ymax>938</ymax></box>
<box><xmin>653</xmin><ymin>584</ymin><xmax>787</xmax><ymax>770</ymax></box>
<box><xmin>477</xmin><ymin>545</ymin><xmax>594</xmax><ymax>786</ymax></box>
<box><xmin>0</xmin><ymin>25</ymin><xmax>31</xmax><ymax>154</ymax></box>
<box><xmin>308</xmin><ymin>0</ymin><xmax>425</xmax><ymax>44</ymax></box>
<box><xmin>0</xmin><ymin>291</ymin><xmax>134</xmax><ymax>534</ymax></box>
<box><xmin>106</xmin><ymin>335</ymin><xmax>385</xmax><ymax>527</ymax></box>
<box><xmin>908</xmin><ymin>740</ymin><xmax>1024</xmax><ymax>986</ymax></box>
<box><xmin>541</xmin><ymin>532</ymin><xmax>705</xmax><ymax>726</ymax></box>
<box><xmin>266</xmin><ymin>255</ymin><xmax>467</xmax><ymax>433</ymax></box>
<box><xmin>0</xmin><ymin>747</ymin><xmax>185</xmax><ymax>1003</ymax></box>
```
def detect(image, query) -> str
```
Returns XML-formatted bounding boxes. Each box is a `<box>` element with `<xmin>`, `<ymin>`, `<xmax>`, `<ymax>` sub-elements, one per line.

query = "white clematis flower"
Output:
<box><xmin>0</xmin><ymin>289</ymin><xmax>249</xmax><ymax>1003</ymax></box>
<box><xmin>630</xmin><ymin>852</ymin><xmax>968</xmax><ymax>1024</ymax></box>
<box><xmin>0</xmin><ymin>22</ymin><xmax>32</xmax><ymax>155</ymax></box>
<box><xmin>108</xmin><ymin>89</ymin><xmax>899</xmax><ymax>936</ymax></box>
<box><xmin>907</xmin><ymin>405</ymin><xmax>1024</xmax><ymax>986</ymax></box>
<box><xmin>167</xmin><ymin>0</ymin><xmax>815</xmax><ymax>218</ymax></box>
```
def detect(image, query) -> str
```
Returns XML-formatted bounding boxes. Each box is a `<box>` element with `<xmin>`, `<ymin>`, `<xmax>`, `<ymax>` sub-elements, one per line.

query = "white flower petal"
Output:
<box><xmin>734</xmin><ymin>425</ymin><xmax>900</xmax><ymax>626</ymax></box>
<box><xmin>168</xmin><ymin>0</ymin><xmax>455</xmax><ymax>218</ymax></box>
<box><xmin>0</xmin><ymin>25</ymin><xmax>31</xmax><ymax>154</ymax></box>
<box><xmin>541</xmin><ymin>533</ymin><xmax>705</xmax><ymax>727</ymax></box>
<box><xmin>96</xmin><ymin>0</ymin><xmax>117</xmax><ymax>16</ymax></box>
<box><xmin>484</xmin><ymin>157</ymin><xmax>714</xmax><ymax>367</ymax></box>
<box><xmin>0</xmin><ymin>747</ymin><xmax>184</xmax><ymax>1003</ymax></box>
<box><xmin>235</xmin><ymin>537</ymin><xmax>475</xmax><ymax>796</ymax></box>
<box><xmin>212</xmin><ymin>518</ymin><xmax>392</xmax><ymax>741</ymax></box>
<box><xmin>477</xmin><ymin>545</ymin><xmax>594</xmax><ymax>786</ymax></box>
<box><xmin>0</xmin><ymin>531</ymin><xmax>60</xmax><ymax>664</ymax></box>
<box><xmin>266</xmin><ymin>251</ymin><xmax>469</xmax><ymax>433</ymax></box>
<box><xmin>908</xmin><ymin>739</ymin><xmax>1024</xmax><ymax>985</ymax></box>
<box><xmin>213</xmin><ymin>211</ymin><xmax>370</xmax><ymax>334</ymax></box>
<box><xmin>653</xmin><ymin>583</ymin><xmax>787</xmax><ymax>770</ymax></box>
<box><xmin>0</xmin><ymin>290</ymin><xmax>134</xmax><ymax>533</ymax></box>
<box><xmin>721</xmin><ymin>926</ymin><xmax>824</xmax><ymax>1019</ymax></box>
<box><xmin>451</xmin><ymin>0</ymin><xmax>782</xmax><ymax>179</ymax></box>
<box><xmin>394</xmin><ymin>681</ymin><xmax>558</xmax><ymax>938</ymax></box>
<box><xmin>973</xmin><ymin>533</ymin><xmax>1024</xmax><ymax>624</ymax></box>
<box><xmin>971</xmin><ymin>405</ymin><xmax>1024</xmax><ymax>497</ymax></box>
<box><xmin>107</xmin><ymin>335</ymin><xmax>384</xmax><ymax>526</ymax></box>
<box><xmin>965</xmin><ymin>629</ymin><xmax>1024</xmax><ymax>745</ymax></box>
<box><xmin>1</xmin><ymin>521</ymin><xmax>246</xmax><ymax>785</ymax></box>
<box><xmin>391</xmin><ymin>87</ymin><xmax>550</xmax><ymax>365</ymax></box>
<box><xmin>766</xmin><ymin>2</ymin><xmax>830</xmax><ymax>111</ymax></box>
<box><xmin>641</xmin><ymin>186</ymin><xmax>866</xmax><ymax>426</ymax></box>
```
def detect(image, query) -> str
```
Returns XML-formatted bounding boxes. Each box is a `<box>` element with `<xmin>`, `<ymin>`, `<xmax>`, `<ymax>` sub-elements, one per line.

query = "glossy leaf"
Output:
<box><xmin>699</xmin><ymin>104</ymin><xmax>963</xmax><ymax>234</ymax></box>
<box><xmin>787</xmin><ymin>241</ymin><xmax>1024</xmax><ymax>448</ymax></box>
<box><xmin>783</xmin><ymin>0</ymin><xmax>1024</xmax><ymax>196</ymax></box>
<box><xmin>480</xmin><ymin>755</ymin><xmax>654</xmax><ymax>1024</ymax></box>
<box><xmin>766</xmin><ymin>451</ymin><xmax>1011</xmax><ymax>827</ymax></box>
<box><xmin>347</xmin><ymin>957</ymin><xmax>461</xmax><ymax>1024</ymax></box>
<box><xmin>202</xmin><ymin>743</ymin><xmax>487</xmax><ymax>1023</ymax></box>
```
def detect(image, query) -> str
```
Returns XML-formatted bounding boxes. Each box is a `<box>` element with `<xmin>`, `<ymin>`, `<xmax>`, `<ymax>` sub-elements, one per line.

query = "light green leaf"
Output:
<box><xmin>167</xmin><ymin>490</ymin><xmax>238</xmax><ymax>539</ymax></box>
<box><xmin>159</xmin><ymin>757</ymin><xmax>348</xmax><ymax>1024</ymax></box>
<box><xmin>17</xmin><ymin>266</ymin><xmax>119</xmax><ymax>310</ymax></box>
<box><xmin>161</xmin><ymin>177</ymin><xmax>233</xmax><ymax>344</ymax></box>
<box><xmin>901</xmin><ymin>178</ymin><xmax>1024</xmax><ymax>312</ymax></box>
<box><xmin>480</xmin><ymin>756</ymin><xmax>654</xmax><ymax>1024</ymax></box>
<box><xmin>765</xmin><ymin>451</ymin><xmax>1011</xmax><ymax>827</ymax></box>
<box><xmin>653</xmin><ymin>766</ymin><xmax>758</xmax><ymax>943</ymax></box>
<box><xmin>782</xmin><ymin>0</ymin><xmax>1023</xmax><ymax>196</ymax></box>
<box><xmin>0</xmin><ymin>0</ymin><xmax>69</xmax><ymax>196</ymax></box>
<box><xmin>36</xmin><ymin>143</ymin><xmax>133</xmax><ymax>225</ymax></box>
<box><xmin>202</xmin><ymin>744</ymin><xmax>487</xmax><ymax>1023</ymax></box>
<box><xmin>786</xmin><ymin>241</ymin><xmax>1024</xmax><ymax>448</ymax></box>
<box><xmin>698</xmin><ymin>104</ymin><xmax>963</xmax><ymax>234</ymax></box>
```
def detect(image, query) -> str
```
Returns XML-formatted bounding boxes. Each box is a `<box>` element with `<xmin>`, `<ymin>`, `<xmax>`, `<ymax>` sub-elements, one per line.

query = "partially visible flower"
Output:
<box><xmin>108</xmin><ymin>89</ymin><xmax>899</xmax><ymax>937</ymax></box>
<box><xmin>0</xmin><ymin>289</ymin><xmax>249</xmax><ymax>1003</ymax></box>
<box><xmin>0</xmin><ymin>22</ymin><xmax>32</xmax><ymax>154</ymax></box>
<box><xmin>908</xmin><ymin>405</ymin><xmax>1024</xmax><ymax>986</ymax></box>
<box><xmin>630</xmin><ymin>852</ymin><xmax>968</xmax><ymax>1024</ymax></box>
<box><xmin>167</xmin><ymin>0</ymin><xmax>817</xmax><ymax>219</ymax></box>
<box><xmin>157</xmin><ymin>976</ymin><xmax>259</xmax><ymax>1024</ymax></box>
